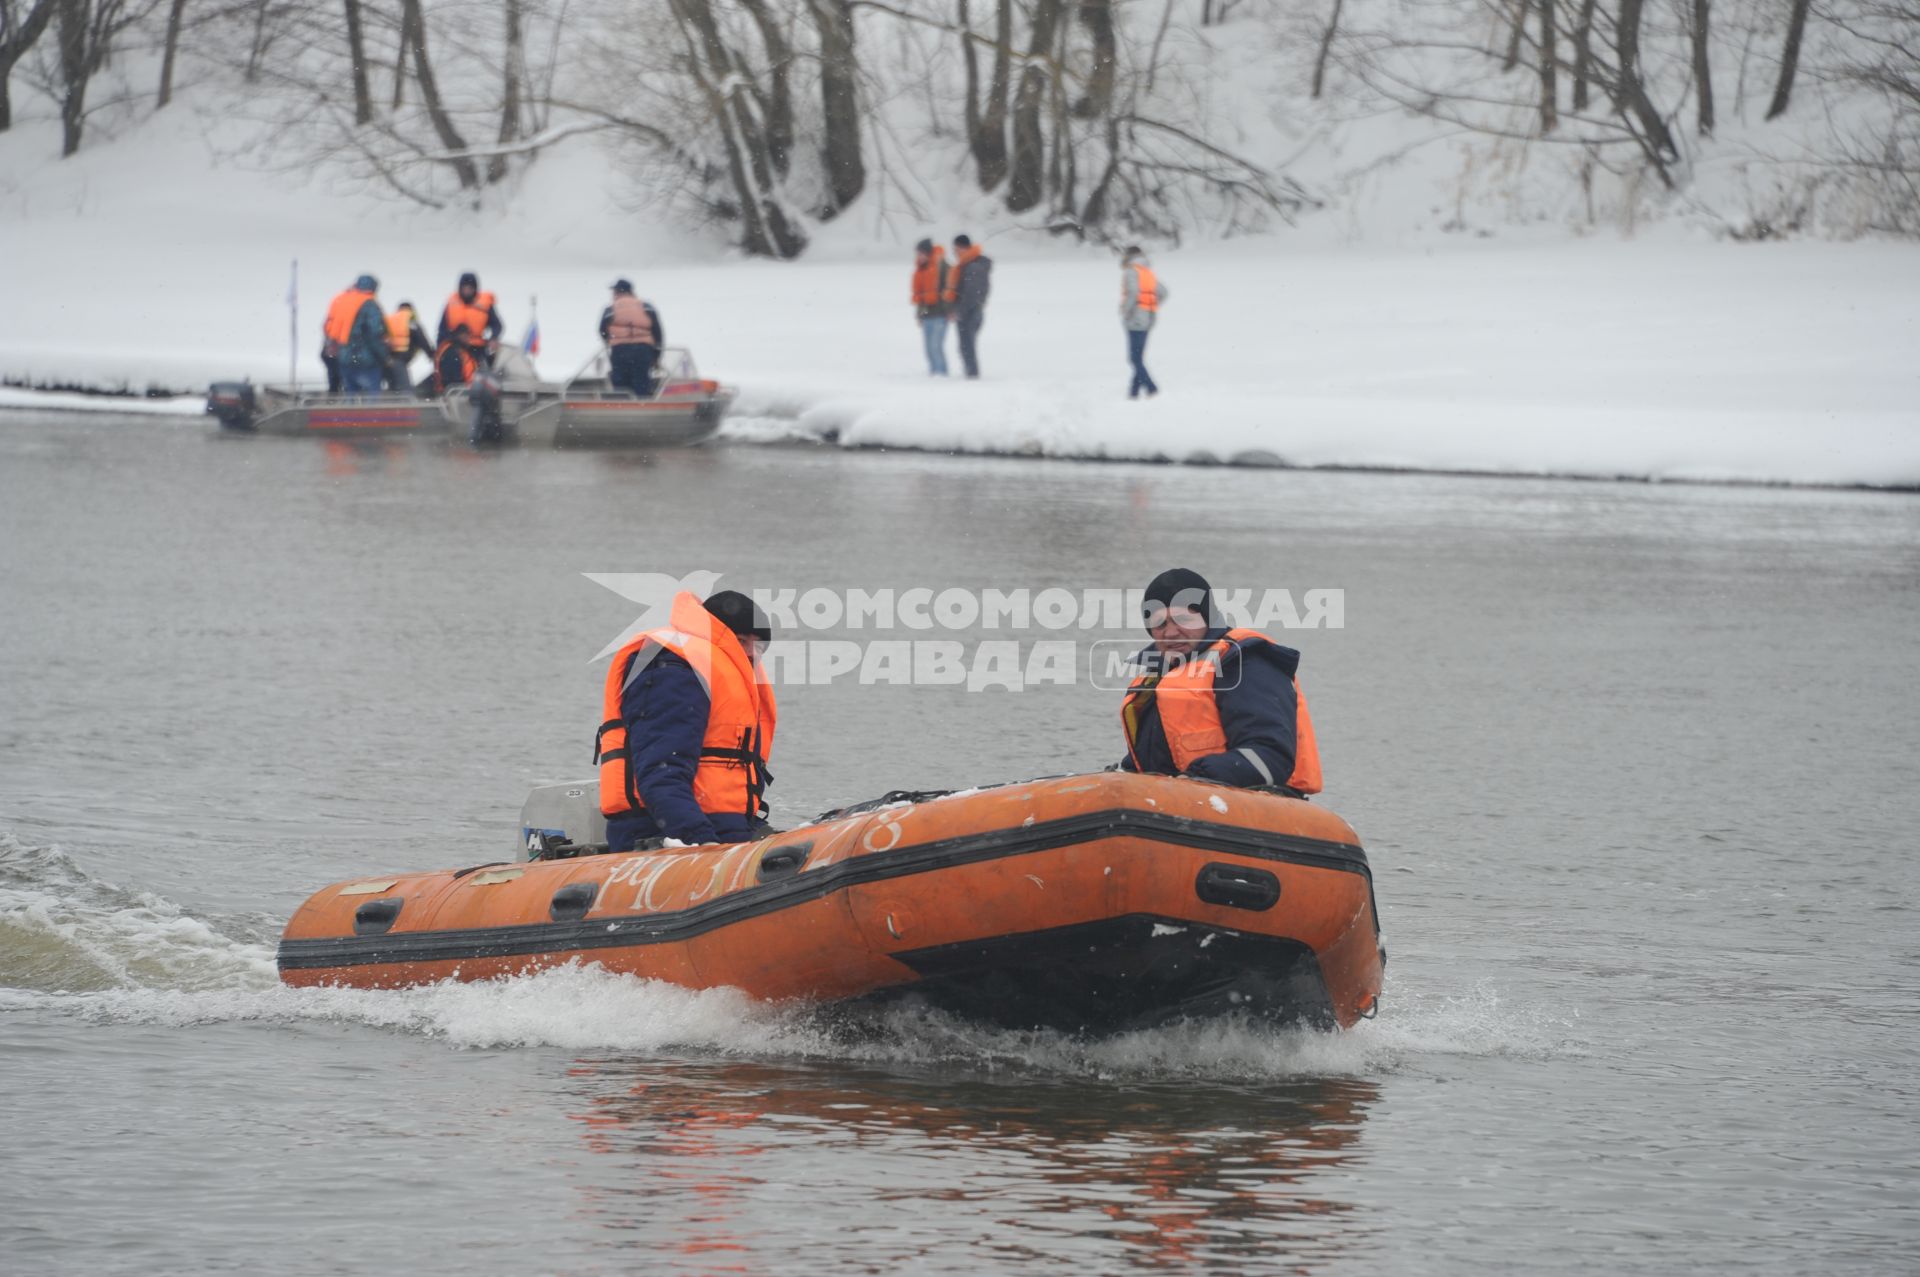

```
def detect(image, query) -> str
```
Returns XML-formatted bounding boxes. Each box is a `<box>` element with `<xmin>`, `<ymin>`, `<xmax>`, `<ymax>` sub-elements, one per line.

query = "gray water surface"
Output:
<box><xmin>3</xmin><ymin>414</ymin><xmax>1917</xmax><ymax>1274</ymax></box>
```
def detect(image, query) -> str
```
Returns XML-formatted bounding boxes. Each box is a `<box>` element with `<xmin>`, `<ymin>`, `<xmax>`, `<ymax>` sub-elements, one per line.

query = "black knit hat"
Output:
<box><xmin>914</xmin><ymin>238</ymin><xmax>933</xmax><ymax>253</ymax></box>
<box><xmin>1142</xmin><ymin>567</ymin><xmax>1213</xmax><ymax>630</ymax></box>
<box><xmin>458</xmin><ymin>271</ymin><xmax>479</xmax><ymax>289</ymax></box>
<box><xmin>703</xmin><ymin>590</ymin><xmax>773</xmax><ymax>642</ymax></box>
<box><xmin>953</xmin><ymin>233</ymin><xmax>972</xmax><ymax>249</ymax></box>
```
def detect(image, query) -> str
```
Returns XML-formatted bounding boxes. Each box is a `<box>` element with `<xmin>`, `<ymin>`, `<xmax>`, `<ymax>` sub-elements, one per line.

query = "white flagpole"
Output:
<box><xmin>288</xmin><ymin>258</ymin><xmax>299</xmax><ymax>388</ymax></box>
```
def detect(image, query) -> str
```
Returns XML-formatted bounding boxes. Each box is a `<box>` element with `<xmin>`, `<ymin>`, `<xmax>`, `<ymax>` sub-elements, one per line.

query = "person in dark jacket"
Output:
<box><xmin>338</xmin><ymin>275</ymin><xmax>388</xmax><ymax>398</ymax></box>
<box><xmin>946</xmin><ymin>233</ymin><xmax>992</xmax><ymax>379</ymax></box>
<box><xmin>598</xmin><ymin>279</ymin><xmax>666</xmax><ymax>398</ymax></box>
<box><xmin>1116</xmin><ymin>568</ymin><xmax>1321</xmax><ymax>793</ymax></box>
<box><xmin>602</xmin><ymin>590</ymin><xmax>775</xmax><ymax>852</ymax></box>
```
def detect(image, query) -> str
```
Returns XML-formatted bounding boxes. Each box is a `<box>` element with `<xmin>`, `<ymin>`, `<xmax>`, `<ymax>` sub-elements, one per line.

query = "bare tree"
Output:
<box><xmin>488</xmin><ymin>0</ymin><xmax>527</xmax><ymax>183</ymax></box>
<box><xmin>1690</xmin><ymin>0</ymin><xmax>1712</xmax><ymax>133</ymax></box>
<box><xmin>1072</xmin><ymin>0</ymin><xmax>1113</xmax><ymax>117</ymax></box>
<box><xmin>0</xmin><ymin>0</ymin><xmax>57</xmax><ymax>130</ymax></box>
<box><xmin>811</xmin><ymin>0</ymin><xmax>864</xmax><ymax>216</ymax></box>
<box><xmin>1311</xmin><ymin>0</ymin><xmax>1343</xmax><ymax>99</ymax></box>
<box><xmin>1006</xmin><ymin>0</ymin><xmax>1063</xmax><ymax>211</ymax></box>
<box><xmin>156</xmin><ymin>0</ymin><xmax>186</xmax><ymax>107</ymax></box>
<box><xmin>1766</xmin><ymin>0</ymin><xmax>1812</xmax><ymax>118</ymax></box>
<box><xmin>53</xmin><ymin>0</ymin><xmax>148</xmax><ymax>155</ymax></box>
<box><xmin>342</xmin><ymin>0</ymin><xmax>371</xmax><ymax>125</ymax></box>
<box><xmin>961</xmin><ymin>0</ymin><xmax>1011</xmax><ymax>190</ymax></box>
<box><xmin>399</xmin><ymin>0</ymin><xmax>480</xmax><ymax>189</ymax></box>
<box><xmin>1570</xmin><ymin>0</ymin><xmax>1598</xmax><ymax>109</ymax></box>
<box><xmin>1538</xmin><ymin>0</ymin><xmax>1557</xmax><ymax>131</ymax></box>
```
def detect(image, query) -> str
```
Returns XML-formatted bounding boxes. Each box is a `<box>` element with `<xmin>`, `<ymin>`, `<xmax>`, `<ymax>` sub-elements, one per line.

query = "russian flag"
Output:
<box><xmin>522</xmin><ymin>319</ymin><xmax>541</xmax><ymax>356</ymax></box>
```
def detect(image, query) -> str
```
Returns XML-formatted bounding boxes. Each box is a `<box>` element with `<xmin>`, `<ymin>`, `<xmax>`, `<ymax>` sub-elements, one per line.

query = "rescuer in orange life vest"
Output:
<box><xmin>435</xmin><ymin>272</ymin><xmax>504</xmax><ymax>391</ymax></box>
<box><xmin>1117</xmin><ymin>568</ymin><xmax>1322</xmax><ymax>794</ymax></box>
<box><xmin>382</xmin><ymin>301</ymin><xmax>433</xmax><ymax>393</ymax></box>
<box><xmin>598</xmin><ymin>279</ymin><xmax>665</xmax><ymax>398</ymax></box>
<box><xmin>1120</xmin><ymin>245</ymin><xmax>1168</xmax><ymax>399</ymax></box>
<box><xmin>597</xmin><ymin>590</ymin><xmax>777</xmax><ymax>852</ymax></box>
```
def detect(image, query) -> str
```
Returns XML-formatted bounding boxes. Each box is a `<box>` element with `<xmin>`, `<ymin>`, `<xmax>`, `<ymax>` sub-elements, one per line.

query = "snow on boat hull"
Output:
<box><xmin>276</xmin><ymin>772</ymin><xmax>1385</xmax><ymax>1033</ymax></box>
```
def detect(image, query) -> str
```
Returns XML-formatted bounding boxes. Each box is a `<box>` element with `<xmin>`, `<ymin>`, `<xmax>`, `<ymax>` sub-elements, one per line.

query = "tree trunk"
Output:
<box><xmin>969</xmin><ymin>0</ymin><xmax>1011</xmax><ymax>191</ymax></box>
<box><xmin>488</xmin><ymin>0</ymin><xmax>524</xmax><ymax>183</ymax></box>
<box><xmin>738</xmin><ymin>0</ymin><xmax>793</xmax><ymax>176</ymax></box>
<box><xmin>1765</xmin><ymin>0</ymin><xmax>1809</xmax><ymax>119</ymax></box>
<box><xmin>1072</xmin><ymin>0</ymin><xmax>1114</xmax><ymax>118</ymax></box>
<box><xmin>1537</xmin><ymin>0</ymin><xmax>1557</xmax><ymax>132</ymax></box>
<box><xmin>1615</xmin><ymin>0</ymin><xmax>1677</xmax><ymax>161</ymax></box>
<box><xmin>1690</xmin><ymin>0</ymin><xmax>1713</xmax><ymax>134</ymax></box>
<box><xmin>56</xmin><ymin>0</ymin><xmax>88</xmax><ymax>156</ymax></box>
<box><xmin>960</xmin><ymin>0</ymin><xmax>978</xmax><ymax>140</ymax></box>
<box><xmin>156</xmin><ymin>0</ymin><xmax>185</xmax><ymax>108</ymax></box>
<box><xmin>669</xmin><ymin>0</ymin><xmax>805</xmax><ymax>257</ymax></box>
<box><xmin>343</xmin><ymin>0</ymin><xmax>371</xmax><ymax>124</ymax></box>
<box><xmin>0</xmin><ymin>0</ymin><xmax>61</xmax><ymax>132</ymax></box>
<box><xmin>1007</xmin><ymin>0</ymin><xmax>1063</xmax><ymax>212</ymax></box>
<box><xmin>811</xmin><ymin>0</ymin><xmax>864</xmax><ymax>217</ymax></box>
<box><xmin>1571</xmin><ymin>0</ymin><xmax>1596</xmax><ymax>109</ymax></box>
<box><xmin>1502</xmin><ymin>0</ymin><xmax>1528</xmax><ymax>71</ymax></box>
<box><xmin>401</xmin><ymin>0</ymin><xmax>480</xmax><ymax>189</ymax></box>
<box><xmin>1311</xmin><ymin>0</ymin><xmax>1343</xmax><ymax>99</ymax></box>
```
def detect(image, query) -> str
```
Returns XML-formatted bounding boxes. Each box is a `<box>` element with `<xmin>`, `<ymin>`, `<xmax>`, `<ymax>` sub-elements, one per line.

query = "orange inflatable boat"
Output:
<box><xmin>277</xmin><ymin>772</ymin><xmax>1385</xmax><ymax>1032</ymax></box>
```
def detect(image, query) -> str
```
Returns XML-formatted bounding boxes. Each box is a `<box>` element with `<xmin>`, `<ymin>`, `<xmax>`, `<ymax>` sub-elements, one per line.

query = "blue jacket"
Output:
<box><xmin>342</xmin><ymin>298</ymin><xmax>389</xmax><ymax>369</ymax></box>
<box><xmin>604</xmin><ymin>650</ymin><xmax>760</xmax><ymax>850</ymax></box>
<box><xmin>1119</xmin><ymin>629</ymin><xmax>1302</xmax><ymax>789</ymax></box>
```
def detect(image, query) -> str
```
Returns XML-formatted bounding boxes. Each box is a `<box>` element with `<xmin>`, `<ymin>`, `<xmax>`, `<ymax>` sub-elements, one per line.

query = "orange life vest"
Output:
<box><xmin>386</xmin><ymin>312</ymin><xmax>413</xmax><ymax>354</ymax></box>
<box><xmin>1120</xmin><ymin>628</ymin><xmax>1321</xmax><ymax>794</ymax></box>
<box><xmin>443</xmin><ymin>291</ymin><xmax>496</xmax><ymax>347</ymax></box>
<box><xmin>596</xmin><ymin>591</ymin><xmax>778</xmax><ymax>827</ymax></box>
<box><xmin>606</xmin><ymin>294</ymin><xmax>655</xmax><ymax>346</ymax></box>
<box><xmin>324</xmin><ymin>288</ymin><xmax>373</xmax><ymax>345</ymax></box>
<box><xmin>1130</xmin><ymin>264</ymin><xmax>1159</xmax><ymax>312</ymax></box>
<box><xmin>911</xmin><ymin>251</ymin><xmax>947</xmax><ymax>307</ymax></box>
<box><xmin>434</xmin><ymin>341</ymin><xmax>476</xmax><ymax>390</ymax></box>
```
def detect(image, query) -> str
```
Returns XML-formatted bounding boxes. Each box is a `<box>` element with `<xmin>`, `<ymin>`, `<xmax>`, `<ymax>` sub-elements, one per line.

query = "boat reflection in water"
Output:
<box><xmin>559</xmin><ymin>1057</ymin><xmax>1379</xmax><ymax>1269</ymax></box>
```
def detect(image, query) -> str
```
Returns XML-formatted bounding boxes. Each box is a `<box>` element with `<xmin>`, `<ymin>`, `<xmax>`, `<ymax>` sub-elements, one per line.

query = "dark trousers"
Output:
<box><xmin>956</xmin><ymin>308</ymin><xmax>984</xmax><ymax>378</ymax></box>
<box><xmin>1127</xmin><ymin>328</ymin><xmax>1158</xmax><ymax>397</ymax></box>
<box><xmin>610</xmin><ymin>343</ymin><xmax>659</xmax><ymax>397</ymax></box>
<box><xmin>321</xmin><ymin>349</ymin><xmax>342</xmax><ymax>394</ymax></box>
<box><xmin>382</xmin><ymin>356</ymin><xmax>412</xmax><ymax>393</ymax></box>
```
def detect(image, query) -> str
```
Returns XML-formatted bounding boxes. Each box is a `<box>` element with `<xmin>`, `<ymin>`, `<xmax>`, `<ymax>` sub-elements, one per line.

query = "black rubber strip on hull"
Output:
<box><xmin>278</xmin><ymin>807</ymin><xmax>1372</xmax><ymax>972</ymax></box>
<box><xmin>856</xmin><ymin>913</ymin><xmax>1338</xmax><ymax>1034</ymax></box>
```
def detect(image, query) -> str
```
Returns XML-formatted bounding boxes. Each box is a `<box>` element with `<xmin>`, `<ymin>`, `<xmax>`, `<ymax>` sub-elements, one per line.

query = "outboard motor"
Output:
<box><xmin>468</xmin><ymin>368</ymin><xmax>505</xmax><ymax>446</ymax></box>
<box><xmin>520</xmin><ymin>781</ymin><xmax>608</xmax><ymax>859</ymax></box>
<box><xmin>206</xmin><ymin>381</ymin><xmax>257</xmax><ymax>430</ymax></box>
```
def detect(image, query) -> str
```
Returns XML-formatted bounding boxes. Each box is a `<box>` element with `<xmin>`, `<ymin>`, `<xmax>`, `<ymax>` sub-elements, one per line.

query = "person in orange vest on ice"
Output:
<box><xmin>598</xmin><ymin>279</ymin><xmax>665</xmax><ymax>398</ymax></box>
<box><xmin>945</xmin><ymin>233</ymin><xmax>991</xmax><ymax>378</ymax></box>
<box><xmin>1120</xmin><ymin>245</ymin><xmax>1167</xmax><ymax>399</ymax></box>
<box><xmin>1117</xmin><ymin>568</ymin><xmax>1322</xmax><ymax>794</ymax></box>
<box><xmin>596</xmin><ymin>589</ymin><xmax>777</xmax><ymax>852</ymax></box>
<box><xmin>321</xmin><ymin>275</ymin><xmax>377</xmax><ymax>394</ymax></box>
<box><xmin>382</xmin><ymin>301</ymin><xmax>433</xmax><ymax>393</ymax></box>
<box><xmin>435</xmin><ymin>272</ymin><xmax>504</xmax><ymax>390</ymax></box>
<box><xmin>910</xmin><ymin>239</ymin><xmax>950</xmax><ymax>375</ymax></box>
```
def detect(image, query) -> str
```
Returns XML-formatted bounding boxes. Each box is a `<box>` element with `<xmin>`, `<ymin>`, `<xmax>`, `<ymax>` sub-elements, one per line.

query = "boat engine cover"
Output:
<box><xmin>520</xmin><ymin>781</ymin><xmax>607</xmax><ymax>856</ymax></box>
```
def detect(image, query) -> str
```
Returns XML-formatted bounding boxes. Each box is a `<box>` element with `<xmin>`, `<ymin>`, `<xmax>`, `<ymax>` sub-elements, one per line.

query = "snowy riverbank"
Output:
<box><xmin>4</xmin><ymin>113</ymin><xmax>1917</xmax><ymax>487</ymax></box>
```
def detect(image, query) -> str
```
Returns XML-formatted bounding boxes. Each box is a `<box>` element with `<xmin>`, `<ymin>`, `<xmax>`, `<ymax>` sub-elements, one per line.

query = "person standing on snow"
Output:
<box><xmin>599</xmin><ymin>279</ymin><xmax>666</xmax><ymax>398</ymax></box>
<box><xmin>336</xmin><ymin>275</ymin><xmax>389</xmax><ymax>398</ymax></box>
<box><xmin>1120</xmin><ymin>246</ymin><xmax>1167</xmax><ymax>399</ymax></box>
<box><xmin>910</xmin><ymin>239</ymin><xmax>951</xmax><ymax>376</ymax></box>
<box><xmin>946</xmin><ymin>233</ymin><xmax>992</xmax><ymax>379</ymax></box>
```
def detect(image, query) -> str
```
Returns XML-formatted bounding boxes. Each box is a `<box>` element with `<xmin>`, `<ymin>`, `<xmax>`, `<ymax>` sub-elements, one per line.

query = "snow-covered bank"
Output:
<box><xmin>4</xmin><ymin>110</ymin><xmax>1917</xmax><ymax>487</ymax></box>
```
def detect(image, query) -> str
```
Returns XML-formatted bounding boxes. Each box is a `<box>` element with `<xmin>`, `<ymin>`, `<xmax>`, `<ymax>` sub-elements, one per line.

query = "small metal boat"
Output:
<box><xmin>450</xmin><ymin>348</ymin><xmax>732</xmax><ymax>449</ymax></box>
<box><xmin>206</xmin><ymin>348</ymin><xmax>731</xmax><ymax>448</ymax></box>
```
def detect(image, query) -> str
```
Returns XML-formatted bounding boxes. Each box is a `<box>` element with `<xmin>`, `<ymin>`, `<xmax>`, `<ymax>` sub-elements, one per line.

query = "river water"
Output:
<box><xmin>2</xmin><ymin>413</ymin><xmax>1917</xmax><ymax>1274</ymax></box>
